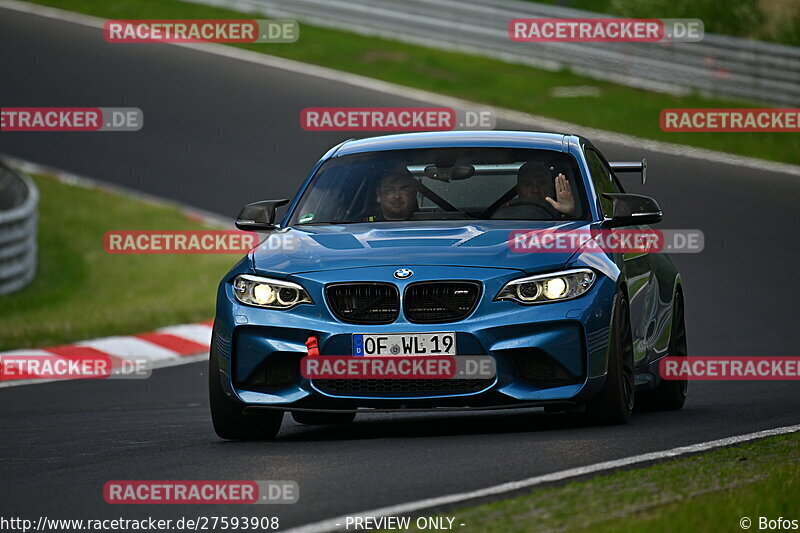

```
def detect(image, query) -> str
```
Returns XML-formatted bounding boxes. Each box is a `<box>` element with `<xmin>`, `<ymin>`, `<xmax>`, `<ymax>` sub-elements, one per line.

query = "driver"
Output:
<box><xmin>492</xmin><ymin>163</ymin><xmax>576</xmax><ymax>219</ymax></box>
<box><xmin>372</xmin><ymin>169</ymin><xmax>419</xmax><ymax>221</ymax></box>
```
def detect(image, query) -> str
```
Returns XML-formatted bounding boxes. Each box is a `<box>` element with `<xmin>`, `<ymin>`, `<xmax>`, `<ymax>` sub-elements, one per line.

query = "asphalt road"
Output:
<box><xmin>1</xmin><ymin>6</ymin><xmax>799</xmax><ymax>530</ymax></box>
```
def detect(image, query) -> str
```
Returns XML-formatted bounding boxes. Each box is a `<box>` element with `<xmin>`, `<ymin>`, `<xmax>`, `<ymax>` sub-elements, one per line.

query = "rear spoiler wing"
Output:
<box><xmin>609</xmin><ymin>159</ymin><xmax>647</xmax><ymax>185</ymax></box>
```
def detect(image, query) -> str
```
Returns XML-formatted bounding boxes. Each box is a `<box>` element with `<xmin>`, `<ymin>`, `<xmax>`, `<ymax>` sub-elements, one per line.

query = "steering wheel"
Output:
<box><xmin>486</xmin><ymin>197</ymin><xmax>555</xmax><ymax>220</ymax></box>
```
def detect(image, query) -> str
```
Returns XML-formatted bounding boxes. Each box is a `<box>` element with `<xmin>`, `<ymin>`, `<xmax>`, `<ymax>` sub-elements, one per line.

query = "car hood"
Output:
<box><xmin>251</xmin><ymin>220</ymin><xmax>591</xmax><ymax>276</ymax></box>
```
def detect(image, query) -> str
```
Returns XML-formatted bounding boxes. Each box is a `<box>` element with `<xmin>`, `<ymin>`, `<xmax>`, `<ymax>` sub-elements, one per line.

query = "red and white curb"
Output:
<box><xmin>0</xmin><ymin>321</ymin><xmax>213</xmax><ymax>388</ymax></box>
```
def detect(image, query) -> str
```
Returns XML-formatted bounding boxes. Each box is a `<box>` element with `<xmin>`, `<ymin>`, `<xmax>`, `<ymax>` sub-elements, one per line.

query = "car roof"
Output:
<box><xmin>333</xmin><ymin>131</ymin><xmax>572</xmax><ymax>156</ymax></box>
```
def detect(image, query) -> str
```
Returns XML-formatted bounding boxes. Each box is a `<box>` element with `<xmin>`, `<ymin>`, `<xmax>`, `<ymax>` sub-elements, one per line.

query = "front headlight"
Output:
<box><xmin>232</xmin><ymin>274</ymin><xmax>313</xmax><ymax>309</ymax></box>
<box><xmin>495</xmin><ymin>268</ymin><xmax>596</xmax><ymax>305</ymax></box>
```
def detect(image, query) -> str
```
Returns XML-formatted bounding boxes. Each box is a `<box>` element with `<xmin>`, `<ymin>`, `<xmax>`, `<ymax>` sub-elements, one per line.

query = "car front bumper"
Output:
<box><xmin>213</xmin><ymin>265</ymin><xmax>618</xmax><ymax>410</ymax></box>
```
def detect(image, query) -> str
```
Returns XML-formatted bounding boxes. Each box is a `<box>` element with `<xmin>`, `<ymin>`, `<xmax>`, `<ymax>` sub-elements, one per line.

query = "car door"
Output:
<box><xmin>584</xmin><ymin>146</ymin><xmax>657</xmax><ymax>367</ymax></box>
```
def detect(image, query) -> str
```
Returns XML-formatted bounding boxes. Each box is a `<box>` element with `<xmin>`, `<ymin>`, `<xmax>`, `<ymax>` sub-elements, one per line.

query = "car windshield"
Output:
<box><xmin>289</xmin><ymin>147</ymin><xmax>587</xmax><ymax>225</ymax></box>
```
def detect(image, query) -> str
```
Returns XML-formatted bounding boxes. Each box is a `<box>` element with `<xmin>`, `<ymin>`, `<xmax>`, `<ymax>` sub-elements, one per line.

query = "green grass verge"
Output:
<box><xmin>383</xmin><ymin>431</ymin><xmax>800</xmax><ymax>533</ymax></box>
<box><xmin>526</xmin><ymin>0</ymin><xmax>800</xmax><ymax>47</ymax></box>
<box><xmin>0</xmin><ymin>173</ymin><xmax>235</xmax><ymax>351</ymax></box>
<box><xmin>25</xmin><ymin>0</ymin><xmax>800</xmax><ymax>166</ymax></box>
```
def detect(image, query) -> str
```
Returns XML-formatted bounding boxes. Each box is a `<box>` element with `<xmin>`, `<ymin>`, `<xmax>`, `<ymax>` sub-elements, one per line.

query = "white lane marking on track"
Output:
<box><xmin>0</xmin><ymin>349</ymin><xmax>54</xmax><ymax>356</ymax></box>
<box><xmin>77</xmin><ymin>337</ymin><xmax>178</xmax><ymax>361</ymax></box>
<box><xmin>157</xmin><ymin>324</ymin><xmax>214</xmax><ymax>345</ymax></box>
<box><xmin>282</xmin><ymin>423</ymin><xmax>800</xmax><ymax>533</ymax></box>
<box><xmin>2</xmin><ymin>0</ymin><xmax>800</xmax><ymax>178</ymax></box>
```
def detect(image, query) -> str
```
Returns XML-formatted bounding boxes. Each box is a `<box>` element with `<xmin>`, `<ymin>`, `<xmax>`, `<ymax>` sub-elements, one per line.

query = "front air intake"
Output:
<box><xmin>404</xmin><ymin>281</ymin><xmax>481</xmax><ymax>323</ymax></box>
<box><xmin>326</xmin><ymin>282</ymin><xmax>400</xmax><ymax>324</ymax></box>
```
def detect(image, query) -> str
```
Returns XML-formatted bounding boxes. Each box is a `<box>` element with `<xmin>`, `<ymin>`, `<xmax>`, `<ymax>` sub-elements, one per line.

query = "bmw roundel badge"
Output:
<box><xmin>394</xmin><ymin>268</ymin><xmax>413</xmax><ymax>279</ymax></box>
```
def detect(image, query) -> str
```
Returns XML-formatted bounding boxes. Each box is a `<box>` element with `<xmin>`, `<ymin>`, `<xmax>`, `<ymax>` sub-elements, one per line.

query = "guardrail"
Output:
<box><xmin>196</xmin><ymin>0</ymin><xmax>800</xmax><ymax>105</ymax></box>
<box><xmin>0</xmin><ymin>163</ymin><xmax>38</xmax><ymax>295</ymax></box>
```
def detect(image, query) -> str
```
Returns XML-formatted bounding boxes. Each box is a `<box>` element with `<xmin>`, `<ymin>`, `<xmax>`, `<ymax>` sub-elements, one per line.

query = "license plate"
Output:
<box><xmin>353</xmin><ymin>332</ymin><xmax>456</xmax><ymax>356</ymax></box>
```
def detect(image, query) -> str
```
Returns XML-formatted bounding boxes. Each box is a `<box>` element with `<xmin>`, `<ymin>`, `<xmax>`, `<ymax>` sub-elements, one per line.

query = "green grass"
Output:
<box><xmin>385</xmin><ymin>431</ymin><xmax>800</xmax><ymax>532</ymax></box>
<box><xmin>26</xmin><ymin>0</ymin><xmax>800</xmax><ymax>166</ymax></box>
<box><xmin>526</xmin><ymin>0</ymin><xmax>800</xmax><ymax>47</ymax></box>
<box><xmin>0</xmin><ymin>174</ymin><xmax>235</xmax><ymax>351</ymax></box>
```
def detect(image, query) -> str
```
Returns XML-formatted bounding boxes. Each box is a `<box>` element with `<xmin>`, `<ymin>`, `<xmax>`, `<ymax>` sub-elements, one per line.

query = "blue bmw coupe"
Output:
<box><xmin>210</xmin><ymin>131</ymin><xmax>687</xmax><ymax>440</ymax></box>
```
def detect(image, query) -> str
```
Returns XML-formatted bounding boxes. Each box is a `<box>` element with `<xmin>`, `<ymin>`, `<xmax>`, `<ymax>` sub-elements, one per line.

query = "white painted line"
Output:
<box><xmin>0</xmin><ymin>348</ymin><xmax>54</xmax><ymax>356</ymax></box>
<box><xmin>282</xmin><ymin>423</ymin><xmax>800</xmax><ymax>533</ymax></box>
<box><xmin>157</xmin><ymin>324</ymin><xmax>214</xmax><ymax>345</ymax></box>
<box><xmin>2</xmin><ymin>0</ymin><xmax>800</xmax><ymax>177</ymax></box>
<box><xmin>77</xmin><ymin>337</ymin><xmax>178</xmax><ymax>362</ymax></box>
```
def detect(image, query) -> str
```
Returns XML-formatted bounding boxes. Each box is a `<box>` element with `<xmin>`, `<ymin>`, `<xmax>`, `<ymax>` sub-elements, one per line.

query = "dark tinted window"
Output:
<box><xmin>289</xmin><ymin>147</ymin><xmax>589</xmax><ymax>225</ymax></box>
<box><xmin>584</xmin><ymin>148</ymin><xmax>621</xmax><ymax>217</ymax></box>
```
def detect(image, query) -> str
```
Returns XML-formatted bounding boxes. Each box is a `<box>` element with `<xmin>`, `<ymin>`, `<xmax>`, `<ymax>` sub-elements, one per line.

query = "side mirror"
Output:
<box><xmin>601</xmin><ymin>193</ymin><xmax>662</xmax><ymax>227</ymax></box>
<box><xmin>235</xmin><ymin>199</ymin><xmax>289</xmax><ymax>231</ymax></box>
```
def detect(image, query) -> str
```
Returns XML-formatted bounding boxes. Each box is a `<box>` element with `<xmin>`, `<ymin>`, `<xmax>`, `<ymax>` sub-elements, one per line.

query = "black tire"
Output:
<box><xmin>648</xmin><ymin>292</ymin><xmax>688</xmax><ymax>410</ymax></box>
<box><xmin>209</xmin><ymin>339</ymin><xmax>283</xmax><ymax>440</ymax></box>
<box><xmin>291</xmin><ymin>411</ymin><xmax>356</xmax><ymax>425</ymax></box>
<box><xmin>584</xmin><ymin>292</ymin><xmax>635</xmax><ymax>425</ymax></box>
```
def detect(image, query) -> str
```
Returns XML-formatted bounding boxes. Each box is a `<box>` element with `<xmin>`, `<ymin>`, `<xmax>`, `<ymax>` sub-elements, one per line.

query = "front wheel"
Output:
<box><xmin>584</xmin><ymin>292</ymin><xmax>635</xmax><ymax>425</ymax></box>
<box><xmin>209</xmin><ymin>339</ymin><xmax>283</xmax><ymax>440</ymax></box>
